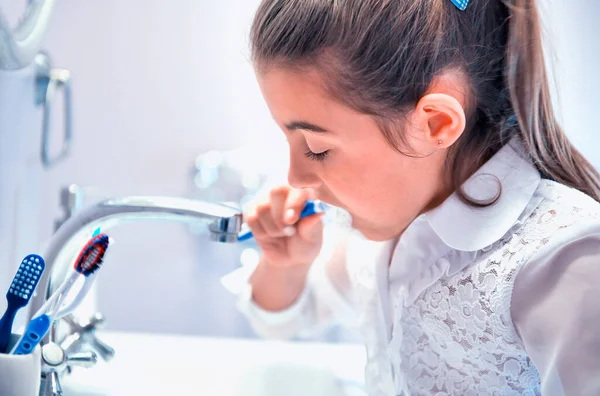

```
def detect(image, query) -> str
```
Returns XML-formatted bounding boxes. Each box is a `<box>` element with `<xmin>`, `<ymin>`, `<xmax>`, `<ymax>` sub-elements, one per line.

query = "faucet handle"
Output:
<box><xmin>66</xmin><ymin>351</ymin><xmax>98</xmax><ymax>369</ymax></box>
<box><xmin>64</xmin><ymin>311</ymin><xmax>104</xmax><ymax>330</ymax></box>
<box><xmin>42</xmin><ymin>341</ymin><xmax>98</xmax><ymax>372</ymax></box>
<box><xmin>87</xmin><ymin>333</ymin><xmax>115</xmax><ymax>361</ymax></box>
<box><xmin>62</xmin><ymin>313</ymin><xmax>115</xmax><ymax>361</ymax></box>
<box><xmin>40</xmin><ymin>342</ymin><xmax>98</xmax><ymax>395</ymax></box>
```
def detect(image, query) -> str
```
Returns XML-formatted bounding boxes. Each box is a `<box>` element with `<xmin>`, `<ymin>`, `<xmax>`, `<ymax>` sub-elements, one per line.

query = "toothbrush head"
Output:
<box><xmin>7</xmin><ymin>254</ymin><xmax>45</xmax><ymax>308</ymax></box>
<box><xmin>73</xmin><ymin>233</ymin><xmax>110</xmax><ymax>276</ymax></box>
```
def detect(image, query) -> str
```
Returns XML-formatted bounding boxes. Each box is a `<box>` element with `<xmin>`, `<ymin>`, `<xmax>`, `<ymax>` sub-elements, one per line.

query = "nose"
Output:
<box><xmin>287</xmin><ymin>154</ymin><xmax>322</xmax><ymax>190</ymax></box>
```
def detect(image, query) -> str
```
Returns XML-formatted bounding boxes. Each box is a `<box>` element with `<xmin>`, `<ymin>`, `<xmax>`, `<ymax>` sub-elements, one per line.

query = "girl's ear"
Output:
<box><xmin>411</xmin><ymin>92</ymin><xmax>467</xmax><ymax>148</ymax></box>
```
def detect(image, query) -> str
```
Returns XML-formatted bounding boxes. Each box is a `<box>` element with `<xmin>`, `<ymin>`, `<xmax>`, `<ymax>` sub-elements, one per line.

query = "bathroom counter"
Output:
<box><xmin>60</xmin><ymin>331</ymin><xmax>367</xmax><ymax>396</ymax></box>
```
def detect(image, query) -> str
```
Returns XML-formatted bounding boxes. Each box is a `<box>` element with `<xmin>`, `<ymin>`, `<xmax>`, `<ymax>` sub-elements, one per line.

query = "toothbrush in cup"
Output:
<box><xmin>237</xmin><ymin>200</ymin><xmax>326</xmax><ymax>242</ymax></box>
<box><xmin>10</xmin><ymin>233</ymin><xmax>110</xmax><ymax>355</ymax></box>
<box><xmin>0</xmin><ymin>254</ymin><xmax>45</xmax><ymax>353</ymax></box>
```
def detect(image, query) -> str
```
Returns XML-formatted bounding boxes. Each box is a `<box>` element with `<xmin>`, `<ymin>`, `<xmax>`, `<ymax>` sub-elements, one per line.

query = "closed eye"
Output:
<box><xmin>304</xmin><ymin>149</ymin><xmax>329</xmax><ymax>162</ymax></box>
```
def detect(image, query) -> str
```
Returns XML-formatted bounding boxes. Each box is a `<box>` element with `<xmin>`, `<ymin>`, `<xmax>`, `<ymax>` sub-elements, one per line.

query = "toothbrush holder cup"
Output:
<box><xmin>0</xmin><ymin>334</ymin><xmax>41</xmax><ymax>396</ymax></box>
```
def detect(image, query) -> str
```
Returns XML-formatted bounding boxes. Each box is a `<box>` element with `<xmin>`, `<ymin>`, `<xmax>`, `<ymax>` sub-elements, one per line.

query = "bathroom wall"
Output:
<box><xmin>0</xmin><ymin>0</ymin><xmax>598</xmax><ymax>339</ymax></box>
<box><xmin>541</xmin><ymin>0</ymin><xmax>600</xmax><ymax>168</ymax></box>
<box><xmin>30</xmin><ymin>0</ymin><xmax>287</xmax><ymax>338</ymax></box>
<box><xmin>0</xmin><ymin>0</ymin><xmax>288</xmax><ymax>338</ymax></box>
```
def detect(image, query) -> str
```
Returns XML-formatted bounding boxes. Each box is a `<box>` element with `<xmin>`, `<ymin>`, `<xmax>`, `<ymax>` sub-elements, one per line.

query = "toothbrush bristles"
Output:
<box><xmin>73</xmin><ymin>234</ymin><xmax>110</xmax><ymax>276</ymax></box>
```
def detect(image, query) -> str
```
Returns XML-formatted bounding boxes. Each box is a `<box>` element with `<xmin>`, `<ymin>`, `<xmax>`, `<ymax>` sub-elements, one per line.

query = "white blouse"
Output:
<box><xmin>223</xmin><ymin>137</ymin><xmax>600</xmax><ymax>396</ymax></box>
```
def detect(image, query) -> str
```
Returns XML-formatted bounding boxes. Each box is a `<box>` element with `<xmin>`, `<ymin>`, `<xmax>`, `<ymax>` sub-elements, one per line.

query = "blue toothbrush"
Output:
<box><xmin>0</xmin><ymin>254</ymin><xmax>45</xmax><ymax>353</ymax></box>
<box><xmin>237</xmin><ymin>200</ymin><xmax>326</xmax><ymax>242</ymax></box>
<box><xmin>10</xmin><ymin>313</ymin><xmax>52</xmax><ymax>355</ymax></box>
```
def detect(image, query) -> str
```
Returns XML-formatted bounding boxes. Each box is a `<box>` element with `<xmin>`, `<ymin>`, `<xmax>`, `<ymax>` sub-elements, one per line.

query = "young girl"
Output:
<box><xmin>227</xmin><ymin>0</ymin><xmax>600</xmax><ymax>394</ymax></box>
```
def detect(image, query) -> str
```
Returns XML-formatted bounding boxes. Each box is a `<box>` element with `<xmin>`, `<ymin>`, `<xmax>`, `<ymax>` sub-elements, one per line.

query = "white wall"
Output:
<box><xmin>0</xmin><ymin>65</ymin><xmax>44</xmax><ymax>328</ymax></box>
<box><xmin>541</xmin><ymin>0</ymin><xmax>600</xmax><ymax>168</ymax></box>
<box><xmin>33</xmin><ymin>0</ymin><xmax>284</xmax><ymax>337</ymax></box>
<box><xmin>0</xmin><ymin>0</ymin><xmax>598</xmax><ymax>338</ymax></box>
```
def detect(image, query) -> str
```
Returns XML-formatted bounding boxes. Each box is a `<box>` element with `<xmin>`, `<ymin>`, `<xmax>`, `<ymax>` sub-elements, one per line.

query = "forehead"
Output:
<box><xmin>256</xmin><ymin>67</ymin><xmax>381</xmax><ymax>137</ymax></box>
<box><xmin>257</xmin><ymin>68</ymin><xmax>337</xmax><ymax>121</ymax></box>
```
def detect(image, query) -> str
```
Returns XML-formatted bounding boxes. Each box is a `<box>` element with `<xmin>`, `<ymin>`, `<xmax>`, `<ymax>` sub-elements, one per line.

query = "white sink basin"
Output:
<box><xmin>60</xmin><ymin>331</ymin><xmax>367</xmax><ymax>396</ymax></box>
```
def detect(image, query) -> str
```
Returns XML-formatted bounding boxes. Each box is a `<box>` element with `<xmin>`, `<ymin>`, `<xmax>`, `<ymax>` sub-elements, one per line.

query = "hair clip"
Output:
<box><xmin>450</xmin><ymin>0</ymin><xmax>469</xmax><ymax>11</ymax></box>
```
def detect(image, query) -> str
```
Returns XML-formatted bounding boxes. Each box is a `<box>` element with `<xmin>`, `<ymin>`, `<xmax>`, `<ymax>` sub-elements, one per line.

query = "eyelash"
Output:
<box><xmin>304</xmin><ymin>149</ymin><xmax>329</xmax><ymax>162</ymax></box>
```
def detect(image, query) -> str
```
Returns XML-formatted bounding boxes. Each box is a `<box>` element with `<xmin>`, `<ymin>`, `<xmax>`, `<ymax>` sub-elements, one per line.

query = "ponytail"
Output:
<box><xmin>506</xmin><ymin>0</ymin><xmax>600</xmax><ymax>201</ymax></box>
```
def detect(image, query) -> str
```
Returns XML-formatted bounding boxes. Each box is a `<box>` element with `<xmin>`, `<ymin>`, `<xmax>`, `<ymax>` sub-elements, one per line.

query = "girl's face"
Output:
<box><xmin>257</xmin><ymin>68</ymin><xmax>453</xmax><ymax>241</ymax></box>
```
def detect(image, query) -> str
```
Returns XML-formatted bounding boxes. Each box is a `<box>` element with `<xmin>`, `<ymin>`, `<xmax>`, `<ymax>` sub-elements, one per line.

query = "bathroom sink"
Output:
<box><xmin>60</xmin><ymin>331</ymin><xmax>367</xmax><ymax>396</ymax></box>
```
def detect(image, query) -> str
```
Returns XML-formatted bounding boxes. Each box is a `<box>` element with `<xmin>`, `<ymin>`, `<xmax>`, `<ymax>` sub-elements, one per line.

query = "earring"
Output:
<box><xmin>436</xmin><ymin>140</ymin><xmax>443</xmax><ymax>146</ymax></box>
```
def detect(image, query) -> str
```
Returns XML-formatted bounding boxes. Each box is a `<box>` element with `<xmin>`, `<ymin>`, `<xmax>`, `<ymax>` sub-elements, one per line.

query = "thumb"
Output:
<box><xmin>296</xmin><ymin>213</ymin><xmax>323</xmax><ymax>241</ymax></box>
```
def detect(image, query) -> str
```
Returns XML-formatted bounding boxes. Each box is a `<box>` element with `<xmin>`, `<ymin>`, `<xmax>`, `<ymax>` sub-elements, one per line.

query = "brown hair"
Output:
<box><xmin>250</xmin><ymin>0</ymin><xmax>600</xmax><ymax>205</ymax></box>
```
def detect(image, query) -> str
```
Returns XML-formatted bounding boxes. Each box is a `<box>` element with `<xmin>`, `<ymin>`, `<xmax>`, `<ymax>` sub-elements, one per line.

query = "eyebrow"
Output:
<box><xmin>285</xmin><ymin>121</ymin><xmax>330</xmax><ymax>133</ymax></box>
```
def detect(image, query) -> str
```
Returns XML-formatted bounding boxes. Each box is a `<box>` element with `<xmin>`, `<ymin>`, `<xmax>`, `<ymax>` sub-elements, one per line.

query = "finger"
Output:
<box><xmin>244</xmin><ymin>206</ymin><xmax>267</xmax><ymax>238</ymax></box>
<box><xmin>283</xmin><ymin>188</ymin><xmax>315</xmax><ymax>225</ymax></box>
<box><xmin>256</xmin><ymin>203</ymin><xmax>285</xmax><ymax>237</ymax></box>
<box><xmin>270</xmin><ymin>186</ymin><xmax>290</xmax><ymax>228</ymax></box>
<box><xmin>296</xmin><ymin>212</ymin><xmax>323</xmax><ymax>241</ymax></box>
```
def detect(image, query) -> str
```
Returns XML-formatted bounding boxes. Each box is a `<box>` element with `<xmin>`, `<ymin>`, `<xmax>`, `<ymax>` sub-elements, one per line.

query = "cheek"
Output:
<box><xmin>325</xmin><ymin>145</ymin><xmax>413</xmax><ymax>213</ymax></box>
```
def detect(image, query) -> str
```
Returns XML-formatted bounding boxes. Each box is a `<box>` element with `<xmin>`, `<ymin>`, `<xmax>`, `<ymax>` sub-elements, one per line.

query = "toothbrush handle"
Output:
<box><xmin>54</xmin><ymin>274</ymin><xmax>96</xmax><ymax>319</ymax></box>
<box><xmin>35</xmin><ymin>271</ymin><xmax>79</xmax><ymax>318</ymax></box>
<box><xmin>238</xmin><ymin>200</ymin><xmax>325</xmax><ymax>241</ymax></box>
<box><xmin>0</xmin><ymin>305</ymin><xmax>18</xmax><ymax>353</ymax></box>
<box><xmin>11</xmin><ymin>314</ymin><xmax>52</xmax><ymax>355</ymax></box>
<box><xmin>298</xmin><ymin>200</ymin><xmax>323</xmax><ymax>218</ymax></box>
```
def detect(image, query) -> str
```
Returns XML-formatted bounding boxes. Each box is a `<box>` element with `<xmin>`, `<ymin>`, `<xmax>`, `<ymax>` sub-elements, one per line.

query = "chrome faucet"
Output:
<box><xmin>28</xmin><ymin>195</ymin><xmax>244</xmax><ymax>395</ymax></box>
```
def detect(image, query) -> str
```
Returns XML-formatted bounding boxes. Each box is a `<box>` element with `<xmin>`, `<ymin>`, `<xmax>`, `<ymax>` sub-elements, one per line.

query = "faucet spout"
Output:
<box><xmin>28</xmin><ymin>196</ymin><xmax>243</xmax><ymax>324</ymax></box>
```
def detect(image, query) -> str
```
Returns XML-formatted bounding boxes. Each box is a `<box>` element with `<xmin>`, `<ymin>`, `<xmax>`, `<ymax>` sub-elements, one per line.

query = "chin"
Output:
<box><xmin>351</xmin><ymin>217</ymin><xmax>397</xmax><ymax>242</ymax></box>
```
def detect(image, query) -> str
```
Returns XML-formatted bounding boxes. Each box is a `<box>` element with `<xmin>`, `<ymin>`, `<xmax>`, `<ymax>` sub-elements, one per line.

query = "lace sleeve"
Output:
<box><xmin>511</xmin><ymin>221</ymin><xmax>600</xmax><ymax>396</ymax></box>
